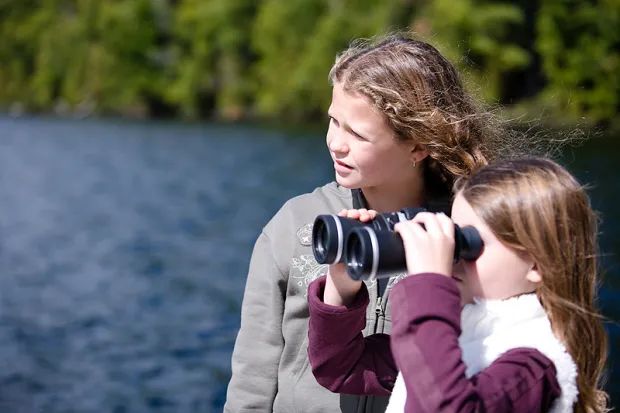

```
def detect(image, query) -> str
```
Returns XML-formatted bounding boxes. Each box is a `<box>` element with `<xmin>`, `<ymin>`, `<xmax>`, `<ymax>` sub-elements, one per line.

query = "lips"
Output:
<box><xmin>333</xmin><ymin>159</ymin><xmax>354</xmax><ymax>175</ymax></box>
<box><xmin>334</xmin><ymin>159</ymin><xmax>352</xmax><ymax>169</ymax></box>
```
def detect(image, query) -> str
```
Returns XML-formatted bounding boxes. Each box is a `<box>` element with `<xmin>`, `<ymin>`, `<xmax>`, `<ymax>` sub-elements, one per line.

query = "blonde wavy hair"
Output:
<box><xmin>330</xmin><ymin>33</ymin><xmax>500</xmax><ymax>198</ymax></box>
<box><xmin>455</xmin><ymin>158</ymin><xmax>609</xmax><ymax>413</ymax></box>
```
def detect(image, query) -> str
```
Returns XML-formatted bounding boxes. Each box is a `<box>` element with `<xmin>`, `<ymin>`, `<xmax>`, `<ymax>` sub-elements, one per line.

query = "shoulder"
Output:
<box><xmin>481</xmin><ymin>348</ymin><xmax>562</xmax><ymax>412</ymax></box>
<box><xmin>257</xmin><ymin>182</ymin><xmax>352</xmax><ymax>284</ymax></box>
<box><xmin>493</xmin><ymin>347</ymin><xmax>558</xmax><ymax>373</ymax></box>
<box><xmin>264</xmin><ymin>182</ymin><xmax>352</xmax><ymax>235</ymax></box>
<box><xmin>284</xmin><ymin>181</ymin><xmax>351</xmax><ymax>213</ymax></box>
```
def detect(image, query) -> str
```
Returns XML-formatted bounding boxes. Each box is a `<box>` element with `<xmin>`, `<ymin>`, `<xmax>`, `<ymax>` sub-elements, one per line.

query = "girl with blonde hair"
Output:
<box><xmin>226</xmin><ymin>33</ymin><xmax>504</xmax><ymax>412</ymax></box>
<box><xmin>308</xmin><ymin>157</ymin><xmax>608</xmax><ymax>412</ymax></box>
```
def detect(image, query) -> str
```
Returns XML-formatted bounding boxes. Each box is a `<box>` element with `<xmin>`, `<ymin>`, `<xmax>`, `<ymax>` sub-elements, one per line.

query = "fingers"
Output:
<box><xmin>394</xmin><ymin>220</ymin><xmax>426</xmax><ymax>250</ymax></box>
<box><xmin>359</xmin><ymin>208</ymin><xmax>377</xmax><ymax>221</ymax></box>
<box><xmin>337</xmin><ymin>208</ymin><xmax>377</xmax><ymax>222</ymax></box>
<box><xmin>325</xmin><ymin>262</ymin><xmax>363</xmax><ymax>306</ymax></box>
<box><xmin>435</xmin><ymin>212</ymin><xmax>455</xmax><ymax>240</ymax></box>
<box><xmin>394</xmin><ymin>212</ymin><xmax>456</xmax><ymax>276</ymax></box>
<box><xmin>394</xmin><ymin>219</ymin><xmax>425</xmax><ymax>239</ymax></box>
<box><xmin>411</xmin><ymin>212</ymin><xmax>454</xmax><ymax>241</ymax></box>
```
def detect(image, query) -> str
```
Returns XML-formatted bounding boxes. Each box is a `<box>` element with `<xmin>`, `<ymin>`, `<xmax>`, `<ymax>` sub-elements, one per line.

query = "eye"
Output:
<box><xmin>351</xmin><ymin>129</ymin><xmax>368</xmax><ymax>141</ymax></box>
<box><xmin>328</xmin><ymin>115</ymin><xmax>339</xmax><ymax>127</ymax></box>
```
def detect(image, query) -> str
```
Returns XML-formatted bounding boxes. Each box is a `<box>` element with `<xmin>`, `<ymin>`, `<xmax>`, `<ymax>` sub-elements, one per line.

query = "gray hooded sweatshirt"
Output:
<box><xmin>225</xmin><ymin>182</ymin><xmax>404</xmax><ymax>412</ymax></box>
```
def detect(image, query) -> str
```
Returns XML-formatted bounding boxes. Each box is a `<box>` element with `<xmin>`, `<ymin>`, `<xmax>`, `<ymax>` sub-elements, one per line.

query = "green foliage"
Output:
<box><xmin>250</xmin><ymin>0</ymin><xmax>327</xmax><ymax>118</ymax></box>
<box><xmin>0</xmin><ymin>0</ymin><xmax>172</xmax><ymax>115</ymax></box>
<box><xmin>251</xmin><ymin>0</ymin><xmax>405</xmax><ymax>119</ymax></box>
<box><xmin>170</xmin><ymin>0</ymin><xmax>256</xmax><ymax>119</ymax></box>
<box><xmin>0</xmin><ymin>0</ymin><xmax>617</xmax><ymax>123</ymax></box>
<box><xmin>536</xmin><ymin>0</ymin><xmax>619</xmax><ymax>122</ymax></box>
<box><xmin>417</xmin><ymin>0</ymin><xmax>530</xmax><ymax>101</ymax></box>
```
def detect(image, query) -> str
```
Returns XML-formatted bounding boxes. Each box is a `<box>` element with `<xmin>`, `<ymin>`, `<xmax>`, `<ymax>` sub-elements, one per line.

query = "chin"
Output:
<box><xmin>335</xmin><ymin>176</ymin><xmax>359</xmax><ymax>189</ymax></box>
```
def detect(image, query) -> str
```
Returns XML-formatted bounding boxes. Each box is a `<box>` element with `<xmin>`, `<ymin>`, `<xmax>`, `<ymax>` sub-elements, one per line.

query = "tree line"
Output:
<box><xmin>0</xmin><ymin>0</ymin><xmax>617</xmax><ymax>124</ymax></box>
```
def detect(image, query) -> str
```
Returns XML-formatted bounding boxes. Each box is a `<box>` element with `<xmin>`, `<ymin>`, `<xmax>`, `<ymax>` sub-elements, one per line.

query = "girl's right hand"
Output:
<box><xmin>394</xmin><ymin>212</ymin><xmax>455</xmax><ymax>276</ymax></box>
<box><xmin>323</xmin><ymin>208</ymin><xmax>377</xmax><ymax>306</ymax></box>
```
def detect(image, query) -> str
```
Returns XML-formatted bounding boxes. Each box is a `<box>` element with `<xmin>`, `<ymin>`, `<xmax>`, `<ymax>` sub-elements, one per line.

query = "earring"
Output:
<box><xmin>412</xmin><ymin>159</ymin><xmax>417</xmax><ymax>168</ymax></box>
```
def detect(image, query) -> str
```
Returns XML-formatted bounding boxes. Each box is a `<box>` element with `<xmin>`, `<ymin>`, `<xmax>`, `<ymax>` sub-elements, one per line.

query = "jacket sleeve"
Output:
<box><xmin>307</xmin><ymin>276</ymin><xmax>397</xmax><ymax>396</ymax></box>
<box><xmin>389</xmin><ymin>273</ymin><xmax>562</xmax><ymax>413</ymax></box>
<box><xmin>224</xmin><ymin>230</ymin><xmax>287</xmax><ymax>412</ymax></box>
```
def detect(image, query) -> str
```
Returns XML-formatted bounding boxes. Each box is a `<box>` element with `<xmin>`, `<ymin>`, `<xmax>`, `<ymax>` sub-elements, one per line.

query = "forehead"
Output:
<box><xmin>330</xmin><ymin>83</ymin><xmax>384</xmax><ymax>120</ymax></box>
<box><xmin>451</xmin><ymin>192</ymin><xmax>485</xmax><ymax>228</ymax></box>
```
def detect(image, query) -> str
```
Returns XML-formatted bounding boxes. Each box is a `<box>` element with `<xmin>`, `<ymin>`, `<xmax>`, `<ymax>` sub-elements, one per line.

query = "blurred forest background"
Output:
<box><xmin>0</xmin><ymin>0</ymin><xmax>618</xmax><ymax>126</ymax></box>
<box><xmin>0</xmin><ymin>1</ymin><xmax>619</xmax><ymax>411</ymax></box>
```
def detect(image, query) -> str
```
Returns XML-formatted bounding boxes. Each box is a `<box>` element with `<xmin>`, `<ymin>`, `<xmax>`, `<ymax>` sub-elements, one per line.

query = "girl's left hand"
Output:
<box><xmin>324</xmin><ymin>208</ymin><xmax>377</xmax><ymax>306</ymax></box>
<box><xmin>394</xmin><ymin>212</ymin><xmax>455</xmax><ymax>276</ymax></box>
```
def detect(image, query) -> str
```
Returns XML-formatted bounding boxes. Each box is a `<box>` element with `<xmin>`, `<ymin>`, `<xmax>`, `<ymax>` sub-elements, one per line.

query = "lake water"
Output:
<box><xmin>0</xmin><ymin>115</ymin><xmax>618</xmax><ymax>412</ymax></box>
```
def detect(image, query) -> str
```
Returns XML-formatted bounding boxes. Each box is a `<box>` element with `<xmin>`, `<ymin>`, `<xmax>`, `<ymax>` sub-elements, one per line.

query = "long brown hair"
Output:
<box><xmin>456</xmin><ymin>158</ymin><xmax>608</xmax><ymax>413</ymax></box>
<box><xmin>329</xmin><ymin>33</ymin><xmax>501</xmax><ymax>198</ymax></box>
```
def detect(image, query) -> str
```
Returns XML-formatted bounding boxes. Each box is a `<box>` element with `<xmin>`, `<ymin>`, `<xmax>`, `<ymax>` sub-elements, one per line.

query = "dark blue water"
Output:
<box><xmin>0</xmin><ymin>116</ymin><xmax>617</xmax><ymax>412</ymax></box>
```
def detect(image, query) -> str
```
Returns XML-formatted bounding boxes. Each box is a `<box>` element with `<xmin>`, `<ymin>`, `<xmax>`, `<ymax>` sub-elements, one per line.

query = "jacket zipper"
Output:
<box><xmin>372</xmin><ymin>295</ymin><xmax>383</xmax><ymax>333</ymax></box>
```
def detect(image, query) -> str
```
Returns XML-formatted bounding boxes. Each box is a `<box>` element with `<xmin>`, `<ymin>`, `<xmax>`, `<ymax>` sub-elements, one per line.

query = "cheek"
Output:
<box><xmin>484</xmin><ymin>246</ymin><xmax>530</xmax><ymax>277</ymax></box>
<box><xmin>474</xmin><ymin>254</ymin><xmax>499</xmax><ymax>276</ymax></box>
<box><xmin>461</xmin><ymin>260</ymin><xmax>484</xmax><ymax>293</ymax></box>
<box><xmin>465</xmin><ymin>248</ymin><xmax>530</xmax><ymax>299</ymax></box>
<box><xmin>353</xmin><ymin>146</ymin><xmax>381</xmax><ymax>169</ymax></box>
<box><xmin>360</xmin><ymin>146</ymin><xmax>402</xmax><ymax>171</ymax></box>
<box><xmin>472</xmin><ymin>253</ymin><xmax>505</xmax><ymax>285</ymax></box>
<box><xmin>461</xmin><ymin>259</ymin><xmax>478</xmax><ymax>276</ymax></box>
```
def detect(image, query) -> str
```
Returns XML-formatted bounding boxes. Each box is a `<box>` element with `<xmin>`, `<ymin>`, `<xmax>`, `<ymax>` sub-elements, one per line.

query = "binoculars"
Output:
<box><xmin>312</xmin><ymin>207</ymin><xmax>483</xmax><ymax>281</ymax></box>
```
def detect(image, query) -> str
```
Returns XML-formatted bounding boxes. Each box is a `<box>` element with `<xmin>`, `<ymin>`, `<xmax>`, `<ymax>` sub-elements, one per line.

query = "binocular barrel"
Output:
<box><xmin>312</xmin><ymin>208</ymin><xmax>483</xmax><ymax>281</ymax></box>
<box><xmin>312</xmin><ymin>207</ymin><xmax>426</xmax><ymax>265</ymax></box>
<box><xmin>344</xmin><ymin>224</ymin><xmax>482</xmax><ymax>281</ymax></box>
<box><xmin>311</xmin><ymin>214</ymin><xmax>362</xmax><ymax>265</ymax></box>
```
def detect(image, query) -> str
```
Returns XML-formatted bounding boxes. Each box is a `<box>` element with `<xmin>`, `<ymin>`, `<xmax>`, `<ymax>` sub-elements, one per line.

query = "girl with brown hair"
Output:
<box><xmin>308</xmin><ymin>157</ymin><xmax>608</xmax><ymax>412</ymax></box>
<box><xmin>226</xmin><ymin>33</ymin><xmax>504</xmax><ymax>412</ymax></box>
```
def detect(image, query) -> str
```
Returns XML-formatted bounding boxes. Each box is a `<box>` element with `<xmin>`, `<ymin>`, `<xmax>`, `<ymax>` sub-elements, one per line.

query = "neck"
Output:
<box><xmin>361</xmin><ymin>181</ymin><xmax>426</xmax><ymax>213</ymax></box>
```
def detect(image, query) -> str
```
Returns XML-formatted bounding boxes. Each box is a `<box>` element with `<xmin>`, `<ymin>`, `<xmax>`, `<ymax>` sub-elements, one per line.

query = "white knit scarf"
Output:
<box><xmin>386</xmin><ymin>293</ymin><xmax>578</xmax><ymax>412</ymax></box>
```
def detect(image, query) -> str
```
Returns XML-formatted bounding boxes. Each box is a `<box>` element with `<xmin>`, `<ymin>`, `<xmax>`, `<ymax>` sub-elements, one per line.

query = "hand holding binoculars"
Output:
<box><xmin>311</xmin><ymin>207</ymin><xmax>483</xmax><ymax>281</ymax></box>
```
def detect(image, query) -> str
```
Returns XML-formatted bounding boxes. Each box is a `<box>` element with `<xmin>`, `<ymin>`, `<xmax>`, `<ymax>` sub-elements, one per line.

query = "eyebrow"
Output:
<box><xmin>329</xmin><ymin>112</ymin><xmax>367</xmax><ymax>139</ymax></box>
<box><xmin>349</xmin><ymin>122</ymin><xmax>366</xmax><ymax>136</ymax></box>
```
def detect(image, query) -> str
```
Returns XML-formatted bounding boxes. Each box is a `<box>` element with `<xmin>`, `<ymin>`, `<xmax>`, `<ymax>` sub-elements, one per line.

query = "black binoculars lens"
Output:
<box><xmin>311</xmin><ymin>215</ymin><xmax>344</xmax><ymax>264</ymax></box>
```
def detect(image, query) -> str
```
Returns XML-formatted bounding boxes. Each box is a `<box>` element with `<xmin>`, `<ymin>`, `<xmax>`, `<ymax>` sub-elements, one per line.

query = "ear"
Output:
<box><xmin>410</xmin><ymin>144</ymin><xmax>429</xmax><ymax>164</ymax></box>
<box><xmin>525</xmin><ymin>262</ymin><xmax>542</xmax><ymax>284</ymax></box>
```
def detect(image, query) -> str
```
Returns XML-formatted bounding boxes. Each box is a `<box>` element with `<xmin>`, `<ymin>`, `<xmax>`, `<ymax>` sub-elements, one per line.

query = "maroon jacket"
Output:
<box><xmin>307</xmin><ymin>273</ymin><xmax>561</xmax><ymax>412</ymax></box>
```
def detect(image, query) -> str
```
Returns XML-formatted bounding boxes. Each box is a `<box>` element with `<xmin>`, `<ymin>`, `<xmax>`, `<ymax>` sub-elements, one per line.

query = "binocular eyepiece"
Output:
<box><xmin>312</xmin><ymin>207</ymin><xmax>483</xmax><ymax>281</ymax></box>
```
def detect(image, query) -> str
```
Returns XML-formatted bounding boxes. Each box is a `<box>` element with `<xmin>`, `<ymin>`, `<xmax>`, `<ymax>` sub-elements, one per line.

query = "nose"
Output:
<box><xmin>327</xmin><ymin>128</ymin><xmax>349</xmax><ymax>155</ymax></box>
